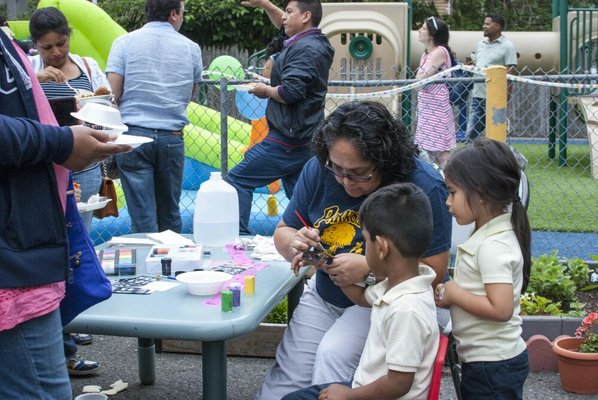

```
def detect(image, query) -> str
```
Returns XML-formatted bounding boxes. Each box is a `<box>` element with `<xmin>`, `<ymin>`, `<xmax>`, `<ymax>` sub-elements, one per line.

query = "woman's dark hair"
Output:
<box><xmin>146</xmin><ymin>0</ymin><xmax>182</xmax><ymax>22</ymax></box>
<box><xmin>312</xmin><ymin>100</ymin><xmax>417</xmax><ymax>186</ymax></box>
<box><xmin>425</xmin><ymin>16</ymin><xmax>453</xmax><ymax>65</ymax></box>
<box><xmin>444</xmin><ymin>138</ymin><xmax>531</xmax><ymax>293</ymax></box>
<box><xmin>360</xmin><ymin>182</ymin><xmax>433</xmax><ymax>259</ymax></box>
<box><xmin>29</xmin><ymin>7</ymin><xmax>71</xmax><ymax>42</ymax></box>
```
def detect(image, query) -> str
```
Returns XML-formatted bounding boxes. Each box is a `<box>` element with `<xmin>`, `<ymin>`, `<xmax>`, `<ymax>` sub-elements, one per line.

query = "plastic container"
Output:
<box><xmin>193</xmin><ymin>172</ymin><xmax>239</xmax><ymax>247</ymax></box>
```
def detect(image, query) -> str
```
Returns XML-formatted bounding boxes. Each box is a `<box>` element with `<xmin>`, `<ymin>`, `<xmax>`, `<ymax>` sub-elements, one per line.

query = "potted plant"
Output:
<box><xmin>553</xmin><ymin>312</ymin><xmax>598</xmax><ymax>394</ymax></box>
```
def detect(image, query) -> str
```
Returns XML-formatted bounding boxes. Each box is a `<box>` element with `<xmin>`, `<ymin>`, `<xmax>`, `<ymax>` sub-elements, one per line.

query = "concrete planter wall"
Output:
<box><xmin>161</xmin><ymin>316</ymin><xmax>584</xmax><ymax>373</ymax></box>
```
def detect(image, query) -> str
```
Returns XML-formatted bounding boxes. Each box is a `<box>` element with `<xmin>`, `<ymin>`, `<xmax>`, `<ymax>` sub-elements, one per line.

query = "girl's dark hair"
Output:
<box><xmin>29</xmin><ymin>7</ymin><xmax>71</xmax><ymax>42</ymax></box>
<box><xmin>312</xmin><ymin>100</ymin><xmax>417</xmax><ymax>186</ymax></box>
<box><xmin>425</xmin><ymin>16</ymin><xmax>453</xmax><ymax>65</ymax></box>
<box><xmin>444</xmin><ymin>139</ymin><xmax>531</xmax><ymax>293</ymax></box>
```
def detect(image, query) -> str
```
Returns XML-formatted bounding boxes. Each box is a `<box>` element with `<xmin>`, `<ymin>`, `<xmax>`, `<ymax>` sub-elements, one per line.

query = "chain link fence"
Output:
<box><xmin>90</xmin><ymin>65</ymin><xmax>598</xmax><ymax>261</ymax></box>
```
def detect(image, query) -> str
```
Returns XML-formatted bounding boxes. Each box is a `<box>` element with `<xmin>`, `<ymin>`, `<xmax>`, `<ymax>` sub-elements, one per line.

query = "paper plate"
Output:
<box><xmin>110</xmin><ymin>135</ymin><xmax>154</xmax><ymax>148</ymax></box>
<box><xmin>77</xmin><ymin>198</ymin><xmax>112</xmax><ymax>212</ymax></box>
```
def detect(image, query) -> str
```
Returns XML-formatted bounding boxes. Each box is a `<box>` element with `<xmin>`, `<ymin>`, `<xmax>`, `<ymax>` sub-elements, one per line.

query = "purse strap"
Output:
<box><xmin>82</xmin><ymin>57</ymin><xmax>92</xmax><ymax>80</ymax></box>
<box><xmin>100</xmin><ymin>160</ymin><xmax>107</xmax><ymax>177</ymax></box>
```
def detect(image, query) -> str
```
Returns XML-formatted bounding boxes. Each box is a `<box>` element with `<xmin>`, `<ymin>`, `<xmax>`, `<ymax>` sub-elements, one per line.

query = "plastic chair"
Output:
<box><xmin>428</xmin><ymin>334</ymin><xmax>449</xmax><ymax>400</ymax></box>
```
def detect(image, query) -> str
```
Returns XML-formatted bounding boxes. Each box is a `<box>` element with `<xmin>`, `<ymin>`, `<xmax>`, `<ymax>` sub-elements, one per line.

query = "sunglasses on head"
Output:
<box><xmin>428</xmin><ymin>16</ymin><xmax>438</xmax><ymax>30</ymax></box>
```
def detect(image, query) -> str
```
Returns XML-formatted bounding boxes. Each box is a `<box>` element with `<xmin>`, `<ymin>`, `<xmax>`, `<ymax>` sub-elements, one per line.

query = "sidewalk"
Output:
<box><xmin>70</xmin><ymin>335</ymin><xmax>590</xmax><ymax>399</ymax></box>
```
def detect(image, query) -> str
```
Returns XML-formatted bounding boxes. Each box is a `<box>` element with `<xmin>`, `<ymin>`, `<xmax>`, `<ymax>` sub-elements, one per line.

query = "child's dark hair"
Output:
<box><xmin>444</xmin><ymin>139</ymin><xmax>531</xmax><ymax>293</ymax></box>
<box><xmin>359</xmin><ymin>183</ymin><xmax>433</xmax><ymax>259</ymax></box>
<box><xmin>425</xmin><ymin>16</ymin><xmax>453</xmax><ymax>65</ymax></box>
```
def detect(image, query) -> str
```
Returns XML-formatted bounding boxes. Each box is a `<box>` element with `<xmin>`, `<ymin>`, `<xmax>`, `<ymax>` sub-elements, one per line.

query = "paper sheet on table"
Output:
<box><xmin>108</xmin><ymin>237</ymin><xmax>159</xmax><ymax>246</ymax></box>
<box><xmin>141</xmin><ymin>281</ymin><xmax>179</xmax><ymax>292</ymax></box>
<box><xmin>250</xmin><ymin>235</ymin><xmax>285</xmax><ymax>261</ymax></box>
<box><xmin>146</xmin><ymin>229</ymin><xmax>195</xmax><ymax>245</ymax></box>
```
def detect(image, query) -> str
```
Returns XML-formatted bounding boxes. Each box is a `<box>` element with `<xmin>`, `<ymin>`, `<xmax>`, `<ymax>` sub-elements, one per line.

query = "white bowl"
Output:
<box><xmin>71</xmin><ymin>102</ymin><xmax>127</xmax><ymax>131</ymax></box>
<box><xmin>176</xmin><ymin>271</ymin><xmax>233</xmax><ymax>296</ymax></box>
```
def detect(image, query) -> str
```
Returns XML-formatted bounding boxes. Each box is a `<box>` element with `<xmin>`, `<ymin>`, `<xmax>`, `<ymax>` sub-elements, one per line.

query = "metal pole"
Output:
<box><xmin>401</xmin><ymin>0</ymin><xmax>413</xmax><ymax>129</ymax></box>
<box><xmin>219</xmin><ymin>78</ymin><xmax>229</xmax><ymax>176</ymax></box>
<box><xmin>559</xmin><ymin>0</ymin><xmax>569</xmax><ymax>166</ymax></box>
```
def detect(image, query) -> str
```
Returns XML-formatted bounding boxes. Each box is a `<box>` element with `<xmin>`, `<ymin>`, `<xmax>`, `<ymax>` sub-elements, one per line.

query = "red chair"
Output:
<box><xmin>428</xmin><ymin>334</ymin><xmax>449</xmax><ymax>400</ymax></box>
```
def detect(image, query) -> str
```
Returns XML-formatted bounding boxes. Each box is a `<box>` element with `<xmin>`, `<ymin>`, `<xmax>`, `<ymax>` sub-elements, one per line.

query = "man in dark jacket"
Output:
<box><xmin>227</xmin><ymin>0</ymin><xmax>334</xmax><ymax>235</ymax></box>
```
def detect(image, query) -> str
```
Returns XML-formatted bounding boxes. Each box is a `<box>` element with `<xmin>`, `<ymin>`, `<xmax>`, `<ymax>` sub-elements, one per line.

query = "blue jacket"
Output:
<box><xmin>266</xmin><ymin>29</ymin><xmax>334</xmax><ymax>144</ymax></box>
<box><xmin>0</xmin><ymin>30</ymin><xmax>74</xmax><ymax>289</ymax></box>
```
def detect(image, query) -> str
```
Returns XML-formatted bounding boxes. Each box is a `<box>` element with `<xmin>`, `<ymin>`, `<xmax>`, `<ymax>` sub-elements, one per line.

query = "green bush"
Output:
<box><xmin>524</xmin><ymin>251</ymin><xmax>592</xmax><ymax>316</ymax></box>
<box><xmin>528</xmin><ymin>251</ymin><xmax>577</xmax><ymax>304</ymax></box>
<box><xmin>264</xmin><ymin>296</ymin><xmax>288</xmax><ymax>324</ymax></box>
<box><xmin>567</xmin><ymin>257</ymin><xmax>591</xmax><ymax>289</ymax></box>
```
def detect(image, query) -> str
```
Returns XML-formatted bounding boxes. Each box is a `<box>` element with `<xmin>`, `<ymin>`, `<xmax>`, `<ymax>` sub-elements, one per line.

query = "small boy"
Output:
<box><xmin>282</xmin><ymin>183</ymin><xmax>440</xmax><ymax>400</ymax></box>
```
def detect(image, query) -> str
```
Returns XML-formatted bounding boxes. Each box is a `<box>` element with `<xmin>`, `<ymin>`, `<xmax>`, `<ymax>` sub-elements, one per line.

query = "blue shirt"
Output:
<box><xmin>283</xmin><ymin>157</ymin><xmax>452</xmax><ymax>308</ymax></box>
<box><xmin>106</xmin><ymin>22</ymin><xmax>202</xmax><ymax>130</ymax></box>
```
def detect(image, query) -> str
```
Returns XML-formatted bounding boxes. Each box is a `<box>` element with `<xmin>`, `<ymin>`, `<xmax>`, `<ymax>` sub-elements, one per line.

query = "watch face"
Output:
<box><xmin>365</xmin><ymin>273</ymin><xmax>376</xmax><ymax>285</ymax></box>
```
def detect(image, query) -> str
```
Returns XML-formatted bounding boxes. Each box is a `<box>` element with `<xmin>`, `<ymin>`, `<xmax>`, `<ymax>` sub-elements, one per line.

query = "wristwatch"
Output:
<box><xmin>365</xmin><ymin>272</ymin><xmax>376</xmax><ymax>286</ymax></box>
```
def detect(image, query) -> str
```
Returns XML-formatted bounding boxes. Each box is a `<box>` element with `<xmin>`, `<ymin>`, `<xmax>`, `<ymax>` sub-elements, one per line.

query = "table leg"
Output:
<box><xmin>137</xmin><ymin>338</ymin><xmax>156</xmax><ymax>385</ymax></box>
<box><xmin>202</xmin><ymin>341</ymin><xmax>227</xmax><ymax>400</ymax></box>
<box><xmin>287</xmin><ymin>280</ymin><xmax>304</xmax><ymax>322</ymax></box>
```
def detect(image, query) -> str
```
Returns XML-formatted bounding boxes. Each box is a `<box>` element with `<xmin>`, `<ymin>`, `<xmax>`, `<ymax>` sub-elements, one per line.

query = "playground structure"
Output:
<box><xmin>5</xmin><ymin>0</ymin><xmax>597</xmax><ymax>252</ymax></box>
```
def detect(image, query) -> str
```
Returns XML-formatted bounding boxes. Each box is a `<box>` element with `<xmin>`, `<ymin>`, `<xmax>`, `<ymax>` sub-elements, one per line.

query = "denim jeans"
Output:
<box><xmin>73</xmin><ymin>163</ymin><xmax>102</xmax><ymax>230</ymax></box>
<box><xmin>281</xmin><ymin>382</ymin><xmax>350</xmax><ymax>400</ymax></box>
<box><xmin>225</xmin><ymin>138</ymin><xmax>312</xmax><ymax>235</ymax></box>
<box><xmin>467</xmin><ymin>96</ymin><xmax>486</xmax><ymax>141</ymax></box>
<box><xmin>0</xmin><ymin>309</ymin><xmax>71</xmax><ymax>399</ymax></box>
<box><xmin>460</xmin><ymin>349</ymin><xmax>529</xmax><ymax>400</ymax></box>
<box><xmin>116</xmin><ymin>126</ymin><xmax>185</xmax><ymax>233</ymax></box>
<box><xmin>63</xmin><ymin>332</ymin><xmax>78</xmax><ymax>358</ymax></box>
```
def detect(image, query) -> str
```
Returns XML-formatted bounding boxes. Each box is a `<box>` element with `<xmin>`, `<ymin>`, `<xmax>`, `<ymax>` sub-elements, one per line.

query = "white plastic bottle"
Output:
<box><xmin>193</xmin><ymin>172</ymin><xmax>239</xmax><ymax>247</ymax></box>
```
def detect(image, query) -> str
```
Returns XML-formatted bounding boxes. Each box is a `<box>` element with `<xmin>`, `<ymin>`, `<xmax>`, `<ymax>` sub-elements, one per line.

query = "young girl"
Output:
<box><xmin>415</xmin><ymin>16</ymin><xmax>456</xmax><ymax>169</ymax></box>
<box><xmin>435</xmin><ymin>138</ymin><xmax>531</xmax><ymax>399</ymax></box>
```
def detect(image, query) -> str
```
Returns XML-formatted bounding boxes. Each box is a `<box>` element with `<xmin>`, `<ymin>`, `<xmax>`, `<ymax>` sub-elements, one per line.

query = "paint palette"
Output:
<box><xmin>97</xmin><ymin>248</ymin><xmax>137</xmax><ymax>276</ymax></box>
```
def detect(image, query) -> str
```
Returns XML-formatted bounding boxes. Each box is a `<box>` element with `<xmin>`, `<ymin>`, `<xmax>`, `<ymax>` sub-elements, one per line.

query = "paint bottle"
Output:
<box><xmin>221</xmin><ymin>290</ymin><xmax>233</xmax><ymax>312</ymax></box>
<box><xmin>161</xmin><ymin>258</ymin><xmax>172</xmax><ymax>276</ymax></box>
<box><xmin>244</xmin><ymin>275</ymin><xmax>255</xmax><ymax>295</ymax></box>
<box><xmin>230</xmin><ymin>282</ymin><xmax>241</xmax><ymax>307</ymax></box>
<box><xmin>267</xmin><ymin>194</ymin><xmax>278</xmax><ymax>216</ymax></box>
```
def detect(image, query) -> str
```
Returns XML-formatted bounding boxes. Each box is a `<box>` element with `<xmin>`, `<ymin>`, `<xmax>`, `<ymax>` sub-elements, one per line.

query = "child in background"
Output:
<box><xmin>435</xmin><ymin>138</ymin><xmax>531</xmax><ymax>399</ymax></box>
<box><xmin>282</xmin><ymin>182</ymin><xmax>439</xmax><ymax>400</ymax></box>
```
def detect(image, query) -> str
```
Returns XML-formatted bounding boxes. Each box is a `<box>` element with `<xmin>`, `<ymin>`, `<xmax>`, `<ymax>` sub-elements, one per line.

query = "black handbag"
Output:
<box><xmin>60</xmin><ymin>175</ymin><xmax>112</xmax><ymax>326</ymax></box>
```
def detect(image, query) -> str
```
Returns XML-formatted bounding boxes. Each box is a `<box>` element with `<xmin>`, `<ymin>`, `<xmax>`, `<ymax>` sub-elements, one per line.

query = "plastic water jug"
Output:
<box><xmin>193</xmin><ymin>172</ymin><xmax>239</xmax><ymax>246</ymax></box>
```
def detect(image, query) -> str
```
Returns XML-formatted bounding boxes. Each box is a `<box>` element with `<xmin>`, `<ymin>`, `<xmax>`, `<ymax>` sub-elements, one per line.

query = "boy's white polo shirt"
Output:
<box><xmin>352</xmin><ymin>265</ymin><xmax>439</xmax><ymax>400</ymax></box>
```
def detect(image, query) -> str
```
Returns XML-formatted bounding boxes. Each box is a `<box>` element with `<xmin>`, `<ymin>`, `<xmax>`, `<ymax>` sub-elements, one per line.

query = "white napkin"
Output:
<box><xmin>250</xmin><ymin>235</ymin><xmax>285</xmax><ymax>261</ymax></box>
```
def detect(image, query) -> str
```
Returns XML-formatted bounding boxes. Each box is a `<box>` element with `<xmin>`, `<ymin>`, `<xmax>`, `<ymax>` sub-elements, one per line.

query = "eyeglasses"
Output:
<box><xmin>180</xmin><ymin>9</ymin><xmax>188</xmax><ymax>15</ymax></box>
<box><xmin>428</xmin><ymin>16</ymin><xmax>438</xmax><ymax>30</ymax></box>
<box><xmin>324</xmin><ymin>160</ymin><xmax>376</xmax><ymax>182</ymax></box>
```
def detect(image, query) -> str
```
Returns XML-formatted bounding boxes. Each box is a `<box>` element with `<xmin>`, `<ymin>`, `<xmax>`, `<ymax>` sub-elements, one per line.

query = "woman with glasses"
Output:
<box><xmin>415</xmin><ymin>16</ymin><xmax>456</xmax><ymax>169</ymax></box>
<box><xmin>256</xmin><ymin>100</ymin><xmax>452</xmax><ymax>400</ymax></box>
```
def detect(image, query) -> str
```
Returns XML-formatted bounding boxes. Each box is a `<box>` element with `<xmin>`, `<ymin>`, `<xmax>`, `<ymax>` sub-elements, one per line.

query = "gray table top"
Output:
<box><xmin>65</xmin><ymin>243</ymin><xmax>302</xmax><ymax>341</ymax></box>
